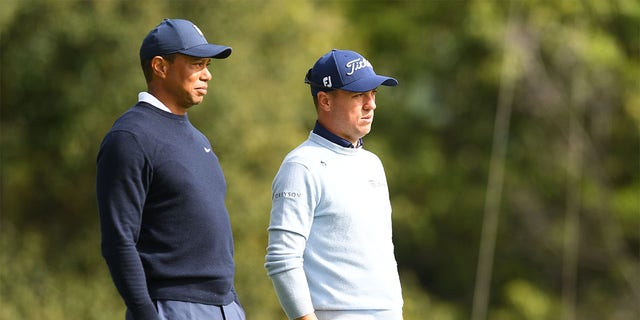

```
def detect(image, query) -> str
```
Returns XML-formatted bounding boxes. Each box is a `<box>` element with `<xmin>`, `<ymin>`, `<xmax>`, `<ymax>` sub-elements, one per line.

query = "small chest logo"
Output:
<box><xmin>368</xmin><ymin>179</ymin><xmax>385</xmax><ymax>188</ymax></box>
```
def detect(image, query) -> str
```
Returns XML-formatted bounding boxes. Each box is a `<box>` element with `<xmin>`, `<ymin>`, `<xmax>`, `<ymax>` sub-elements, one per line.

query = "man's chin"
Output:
<box><xmin>188</xmin><ymin>98</ymin><xmax>204</xmax><ymax>107</ymax></box>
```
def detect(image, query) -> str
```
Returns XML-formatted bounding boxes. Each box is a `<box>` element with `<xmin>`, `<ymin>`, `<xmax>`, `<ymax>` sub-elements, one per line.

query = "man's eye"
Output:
<box><xmin>194</xmin><ymin>61</ymin><xmax>208</xmax><ymax>68</ymax></box>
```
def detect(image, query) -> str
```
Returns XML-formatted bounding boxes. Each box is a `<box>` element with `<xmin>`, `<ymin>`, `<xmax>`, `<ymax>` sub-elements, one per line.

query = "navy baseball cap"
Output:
<box><xmin>140</xmin><ymin>19</ymin><xmax>232</xmax><ymax>61</ymax></box>
<box><xmin>304</xmin><ymin>49</ymin><xmax>398</xmax><ymax>96</ymax></box>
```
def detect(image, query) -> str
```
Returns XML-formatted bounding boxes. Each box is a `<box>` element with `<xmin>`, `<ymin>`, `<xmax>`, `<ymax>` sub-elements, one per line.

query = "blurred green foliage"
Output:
<box><xmin>1</xmin><ymin>0</ymin><xmax>638</xmax><ymax>319</ymax></box>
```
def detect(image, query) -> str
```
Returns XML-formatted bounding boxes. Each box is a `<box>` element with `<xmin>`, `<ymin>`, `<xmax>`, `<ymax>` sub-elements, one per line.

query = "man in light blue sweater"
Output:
<box><xmin>265</xmin><ymin>49</ymin><xmax>404</xmax><ymax>320</ymax></box>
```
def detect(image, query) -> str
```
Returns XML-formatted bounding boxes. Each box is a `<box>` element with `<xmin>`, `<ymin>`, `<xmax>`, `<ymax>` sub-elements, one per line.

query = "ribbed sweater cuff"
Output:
<box><xmin>270</xmin><ymin>268</ymin><xmax>314</xmax><ymax>319</ymax></box>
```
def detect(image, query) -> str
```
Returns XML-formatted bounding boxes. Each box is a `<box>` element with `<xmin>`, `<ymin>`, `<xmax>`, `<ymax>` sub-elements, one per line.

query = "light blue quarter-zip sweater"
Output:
<box><xmin>265</xmin><ymin>132</ymin><xmax>403</xmax><ymax>319</ymax></box>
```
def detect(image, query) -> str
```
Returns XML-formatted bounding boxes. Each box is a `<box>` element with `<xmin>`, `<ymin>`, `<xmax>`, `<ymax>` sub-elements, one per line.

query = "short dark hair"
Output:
<box><xmin>141</xmin><ymin>54</ymin><xmax>177</xmax><ymax>83</ymax></box>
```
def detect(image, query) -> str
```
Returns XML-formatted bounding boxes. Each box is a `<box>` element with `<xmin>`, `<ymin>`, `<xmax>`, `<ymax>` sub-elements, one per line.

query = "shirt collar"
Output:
<box><xmin>138</xmin><ymin>92</ymin><xmax>172</xmax><ymax>113</ymax></box>
<box><xmin>312</xmin><ymin>121</ymin><xmax>363</xmax><ymax>148</ymax></box>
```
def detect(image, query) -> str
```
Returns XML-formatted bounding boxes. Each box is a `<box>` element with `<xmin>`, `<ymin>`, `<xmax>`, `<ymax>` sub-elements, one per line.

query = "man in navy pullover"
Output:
<box><xmin>96</xmin><ymin>19</ymin><xmax>244</xmax><ymax>320</ymax></box>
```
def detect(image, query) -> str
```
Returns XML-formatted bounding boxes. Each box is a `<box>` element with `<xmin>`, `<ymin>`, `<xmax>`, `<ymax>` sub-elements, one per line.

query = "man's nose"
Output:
<box><xmin>364</xmin><ymin>92</ymin><xmax>376</xmax><ymax>109</ymax></box>
<box><xmin>201</xmin><ymin>67</ymin><xmax>212</xmax><ymax>81</ymax></box>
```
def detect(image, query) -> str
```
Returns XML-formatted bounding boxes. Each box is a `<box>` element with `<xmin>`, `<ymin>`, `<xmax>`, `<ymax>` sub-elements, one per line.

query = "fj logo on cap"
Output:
<box><xmin>345</xmin><ymin>58</ymin><xmax>372</xmax><ymax>76</ymax></box>
<box><xmin>323</xmin><ymin>76</ymin><xmax>332</xmax><ymax>88</ymax></box>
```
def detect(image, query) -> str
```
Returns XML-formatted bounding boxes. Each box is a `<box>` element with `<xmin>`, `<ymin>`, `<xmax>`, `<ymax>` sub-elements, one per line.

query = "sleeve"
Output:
<box><xmin>265</xmin><ymin>161</ymin><xmax>317</xmax><ymax>319</ymax></box>
<box><xmin>96</xmin><ymin>130</ymin><xmax>158</xmax><ymax>320</ymax></box>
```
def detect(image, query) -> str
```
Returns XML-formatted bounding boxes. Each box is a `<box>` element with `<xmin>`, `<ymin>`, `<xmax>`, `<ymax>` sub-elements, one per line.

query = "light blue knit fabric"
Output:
<box><xmin>266</xmin><ymin>133</ymin><xmax>403</xmax><ymax>319</ymax></box>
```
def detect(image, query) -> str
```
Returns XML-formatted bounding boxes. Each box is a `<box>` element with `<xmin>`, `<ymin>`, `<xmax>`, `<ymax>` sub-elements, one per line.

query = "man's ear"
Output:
<box><xmin>151</xmin><ymin>56</ymin><xmax>168</xmax><ymax>79</ymax></box>
<box><xmin>317</xmin><ymin>91</ymin><xmax>331</xmax><ymax>112</ymax></box>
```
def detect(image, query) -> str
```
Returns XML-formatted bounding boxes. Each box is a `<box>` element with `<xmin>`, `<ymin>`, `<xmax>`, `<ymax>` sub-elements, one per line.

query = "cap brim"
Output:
<box><xmin>180</xmin><ymin>44</ymin><xmax>232</xmax><ymax>59</ymax></box>
<box><xmin>341</xmin><ymin>75</ymin><xmax>398</xmax><ymax>92</ymax></box>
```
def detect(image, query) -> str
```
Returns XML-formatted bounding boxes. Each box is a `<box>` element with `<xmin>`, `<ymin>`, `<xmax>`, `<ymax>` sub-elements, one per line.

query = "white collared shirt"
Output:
<box><xmin>138</xmin><ymin>92</ymin><xmax>172</xmax><ymax>113</ymax></box>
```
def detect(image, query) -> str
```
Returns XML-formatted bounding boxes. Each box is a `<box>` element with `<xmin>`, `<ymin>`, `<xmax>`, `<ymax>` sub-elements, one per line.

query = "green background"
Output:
<box><xmin>1</xmin><ymin>0</ymin><xmax>638</xmax><ymax>319</ymax></box>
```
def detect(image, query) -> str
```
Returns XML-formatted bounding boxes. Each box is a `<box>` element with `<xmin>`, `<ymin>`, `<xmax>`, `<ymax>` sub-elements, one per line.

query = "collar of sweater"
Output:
<box><xmin>312</xmin><ymin>121</ymin><xmax>363</xmax><ymax>148</ymax></box>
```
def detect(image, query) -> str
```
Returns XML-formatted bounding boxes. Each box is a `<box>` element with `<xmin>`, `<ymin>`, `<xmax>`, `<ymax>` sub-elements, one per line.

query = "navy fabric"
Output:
<box><xmin>140</xmin><ymin>19</ymin><xmax>232</xmax><ymax>60</ymax></box>
<box><xmin>305</xmin><ymin>49</ymin><xmax>397</xmax><ymax>95</ymax></box>
<box><xmin>312</xmin><ymin>121</ymin><xmax>363</xmax><ymax>148</ymax></box>
<box><xmin>97</xmin><ymin>102</ymin><xmax>237</xmax><ymax>319</ymax></box>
